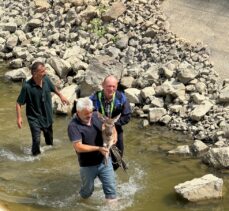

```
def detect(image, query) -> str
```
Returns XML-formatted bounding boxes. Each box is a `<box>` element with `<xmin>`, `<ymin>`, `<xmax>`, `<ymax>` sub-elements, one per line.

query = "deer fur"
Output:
<box><xmin>98</xmin><ymin>113</ymin><xmax>121</xmax><ymax>165</ymax></box>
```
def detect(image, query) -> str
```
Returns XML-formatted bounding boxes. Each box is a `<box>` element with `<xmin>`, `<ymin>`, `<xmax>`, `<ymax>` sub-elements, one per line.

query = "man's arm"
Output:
<box><xmin>73</xmin><ymin>141</ymin><xmax>109</xmax><ymax>156</ymax></box>
<box><xmin>54</xmin><ymin>87</ymin><xmax>69</xmax><ymax>105</ymax></box>
<box><xmin>16</xmin><ymin>103</ymin><xmax>23</xmax><ymax>128</ymax></box>
<box><xmin>117</xmin><ymin>112</ymin><xmax>131</xmax><ymax>126</ymax></box>
<box><xmin>112</xmin><ymin>127</ymin><xmax>118</xmax><ymax>144</ymax></box>
<box><xmin>116</xmin><ymin>101</ymin><xmax>131</xmax><ymax>126</ymax></box>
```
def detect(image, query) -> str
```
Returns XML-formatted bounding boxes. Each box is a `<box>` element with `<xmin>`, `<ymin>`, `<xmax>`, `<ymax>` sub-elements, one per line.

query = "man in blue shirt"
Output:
<box><xmin>90</xmin><ymin>75</ymin><xmax>131</xmax><ymax>170</ymax></box>
<box><xmin>16</xmin><ymin>61</ymin><xmax>69</xmax><ymax>155</ymax></box>
<box><xmin>68</xmin><ymin>97</ymin><xmax>117</xmax><ymax>200</ymax></box>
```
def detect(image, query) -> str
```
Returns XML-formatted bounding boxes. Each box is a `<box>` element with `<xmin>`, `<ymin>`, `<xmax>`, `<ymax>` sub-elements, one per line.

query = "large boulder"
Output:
<box><xmin>47</xmin><ymin>57</ymin><xmax>71</xmax><ymax>79</ymax></box>
<box><xmin>79</xmin><ymin>55</ymin><xmax>123</xmax><ymax>97</ymax></box>
<box><xmin>174</xmin><ymin>174</ymin><xmax>223</xmax><ymax>202</ymax></box>
<box><xmin>4</xmin><ymin>67</ymin><xmax>31</xmax><ymax>82</ymax></box>
<box><xmin>52</xmin><ymin>84</ymin><xmax>77</xmax><ymax>114</ymax></box>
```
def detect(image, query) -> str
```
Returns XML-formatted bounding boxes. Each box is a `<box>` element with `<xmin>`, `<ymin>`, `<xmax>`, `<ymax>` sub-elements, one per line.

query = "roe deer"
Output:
<box><xmin>98</xmin><ymin>113</ymin><xmax>128</xmax><ymax>171</ymax></box>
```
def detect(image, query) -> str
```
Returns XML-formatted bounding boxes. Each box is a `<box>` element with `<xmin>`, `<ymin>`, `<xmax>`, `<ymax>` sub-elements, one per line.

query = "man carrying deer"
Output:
<box><xmin>68</xmin><ymin>97</ymin><xmax>117</xmax><ymax>201</ymax></box>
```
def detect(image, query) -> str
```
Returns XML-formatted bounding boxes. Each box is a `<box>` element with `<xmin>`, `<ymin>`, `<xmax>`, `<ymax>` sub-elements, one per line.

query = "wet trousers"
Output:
<box><xmin>29</xmin><ymin>124</ymin><xmax>53</xmax><ymax>155</ymax></box>
<box><xmin>79</xmin><ymin>157</ymin><xmax>116</xmax><ymax>199</ymax></box>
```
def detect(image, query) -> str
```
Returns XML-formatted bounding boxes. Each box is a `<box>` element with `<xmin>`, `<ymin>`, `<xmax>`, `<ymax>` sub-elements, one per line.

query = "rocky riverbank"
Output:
<box><xmin>1</xmin><ymin>0</ymin><xmax>229</xmax><ymax>170</ymax></box>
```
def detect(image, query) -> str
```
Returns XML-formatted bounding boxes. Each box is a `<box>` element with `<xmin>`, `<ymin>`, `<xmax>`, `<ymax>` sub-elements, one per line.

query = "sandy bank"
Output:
<box><xmin>162</xmin><ymin>0</ymin><xmax>229</xmax><ymax>81</ymax></box>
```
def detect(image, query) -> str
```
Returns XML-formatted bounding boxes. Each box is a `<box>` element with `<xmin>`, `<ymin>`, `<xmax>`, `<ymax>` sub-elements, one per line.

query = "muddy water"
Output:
<box><xmin>0</xmin><ymin>64</ymin><xmax>229</xmax><ymax>211</ymax></box>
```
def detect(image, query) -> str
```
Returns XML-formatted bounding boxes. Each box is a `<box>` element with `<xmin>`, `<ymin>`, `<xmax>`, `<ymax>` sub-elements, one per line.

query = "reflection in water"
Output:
<box><xmin>1</xmin><ymin>64</ymin><xmax>229</xmax><ymax>211</ymax></box>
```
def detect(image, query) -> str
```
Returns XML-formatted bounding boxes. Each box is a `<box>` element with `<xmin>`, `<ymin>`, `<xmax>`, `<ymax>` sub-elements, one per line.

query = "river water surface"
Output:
<box><xmin>0</xmin><ymin>64</ymin><xmax>229</xmax><ymax>211</ymax></box>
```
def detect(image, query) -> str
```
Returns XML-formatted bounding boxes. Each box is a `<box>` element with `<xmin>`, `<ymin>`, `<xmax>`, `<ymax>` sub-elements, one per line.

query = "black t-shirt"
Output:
<box><xmin>17</xmin><ymin>76</ymin><xmax>55</xmax><ymax>128</ymax></box>
<box><xmin>68</xmin><ymin>112</ymin><xmax>104</xmax><ymax>167</ymax></box>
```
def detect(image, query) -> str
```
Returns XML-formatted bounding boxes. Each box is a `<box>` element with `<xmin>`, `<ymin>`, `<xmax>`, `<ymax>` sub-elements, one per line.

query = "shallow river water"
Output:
<box><xmin>0</xmin><ymin>64</ymin><xmax>229</xmax><ymax>211</ymax></box>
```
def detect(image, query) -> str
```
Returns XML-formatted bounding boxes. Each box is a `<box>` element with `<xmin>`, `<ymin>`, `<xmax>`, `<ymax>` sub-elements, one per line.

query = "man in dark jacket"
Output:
<box><xmin>90</xmin><ymin>75</ymin><xmax>131</xmax><ymax>170</ymax></box>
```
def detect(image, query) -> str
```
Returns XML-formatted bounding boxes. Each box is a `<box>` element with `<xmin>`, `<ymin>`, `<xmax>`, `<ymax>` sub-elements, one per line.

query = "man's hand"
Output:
<box><xmin>17</xmin><ymin>117</ymin><xmax>23</xmax><ymax>128</ymax></box>
<box><xmin>60</xmin><ymin>95</ymin><xmax>70</xmax><ymax>105</ymax></box>
<box><xmin>16</xmin><ymin>103</ymin><xmax>23</xmax><ymax>129</ymax></box>
<box><xmin>99</xmin><ymin>146</ymin><xmax>109</xmax><ymax>157</ymax></box>
<box><xmin>54</xmin><ymin>87</ymin><xmax>70</xmax><ymax>105</ymax></box>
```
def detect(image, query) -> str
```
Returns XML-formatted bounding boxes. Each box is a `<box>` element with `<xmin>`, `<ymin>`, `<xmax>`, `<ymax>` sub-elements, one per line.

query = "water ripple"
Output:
<box><xmin>0</xmin><ymin>149</ymin><xmax>40</xmax><ymax>162</ymax></box>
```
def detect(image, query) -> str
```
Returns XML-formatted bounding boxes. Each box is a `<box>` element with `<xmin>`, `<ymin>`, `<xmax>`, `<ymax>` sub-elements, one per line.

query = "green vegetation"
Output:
<box><xmin>98</xmin><ymin>4</ymin><xmax>107</xmax><ymax>15</ymax></box>
<box><xmin>111</xmin><ymin>35</ymin><xmax>119</xmax><ymax>43</ymax></box>
<box><xmin>90</xmin><ymin>18</ymin><xmax>107</xmax><ymax>37</ymax></box>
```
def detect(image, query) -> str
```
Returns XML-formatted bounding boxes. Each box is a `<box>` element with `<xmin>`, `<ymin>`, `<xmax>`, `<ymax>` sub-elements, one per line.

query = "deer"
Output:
<box><xmin>98</xmin><ymin>113</ymin><xmax>128</xmax><ymax>171</ymax></box>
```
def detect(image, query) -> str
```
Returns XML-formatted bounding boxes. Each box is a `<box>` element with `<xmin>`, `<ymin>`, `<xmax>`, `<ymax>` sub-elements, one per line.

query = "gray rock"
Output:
<box><xmin>0</xmin><ymin>22</ymin><xmax>17</xmax><ymax>33</ymax></box>
<box><xmin>5</xmin><ymin>34</ymin><xmax>18</xmax><ymax>50</ymax></box>
<box><xmin>168</xmin><ymin>145</ymin><xmax>191</xmax><ymax>155</ymax></box>
<box><xmin>148</xmin><ymin>108</ymin><xmax>166</xmax><ymax>123</ymax></box>
<box><xmin>4</xmin><ymin>67</ymin><xmax>31</xmax><ymax>81</ymax></box>
<box><xmin>79</xmin><ymin>55</ymin><xmax>123</xmax><ymax>97</ymax></box>
<box><xmin>190</xmin><ymin>101</ymin><xmax>213</xmax><ymax>121</ymax></box>
<box><xmin>174</xmin><ymin>174</ymin><xmax>223</xmax><ymax>202</ymax></box>
<box><xmin>177</xmin><ymin>61</ymin><xmax>199</xmax><ymax>84</ymax></box>
<box><xmin>9</xmin><ymin>58</ymin><xmax>23</xmax><ymax>68</ymax></box>
<box><xmin>202</xmin><ymin>147</ymin><xmax>229</xmax><ymax>168</ymax></box>
<box><xmin>52</xmin><ymin>84</ymin><xmax>77</xmax><ymax>114</ymax></box>
<box><xmin>140</xmin><ymin>86</ymin><xmax>155</xmax><ymax>99</ymax></box>
<box><xmin>125</xmin><ymin>88</ymin><xmax>142</xmax><ymax>104</ymax></box>
<box><xmin>191</xmin><ymin>140</ymin><xmax>209</xmax><ymax>155</ymax></box>
<box><xmin>102</xmin><ymin>2</ymin><xmax>126</xmax><ymax>21</ymax></box>
<box><xmin>218</xmin><ymin>86</ymin><xmax>229</xmax><ymax>103</ymax></box>
<box><xmin>26</xmin><ymin>18</ymin><xmax>43</xmax><ymax>29</ymax></box>
<box><xmin>47</xmin><ymin>57</ymin><xmax>71</xmax><ymax>78</ymax></box>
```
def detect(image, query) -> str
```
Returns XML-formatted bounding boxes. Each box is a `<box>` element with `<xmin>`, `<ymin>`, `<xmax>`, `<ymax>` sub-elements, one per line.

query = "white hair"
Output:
<box><xmin>76</xmin><ymin>97</ymin><xmax>93</xmax><ymax>111</ymax></box>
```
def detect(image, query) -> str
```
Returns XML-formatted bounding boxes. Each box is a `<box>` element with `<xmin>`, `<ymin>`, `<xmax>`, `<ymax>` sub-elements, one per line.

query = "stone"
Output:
<box><xmin>174</xmin><ymin>174</ymin><xmax>223</xmax><ymax>202</ymax></box>
<box><xmin>202</xmin><ymin>147</ymin><xmax>229</xmax><ymax>168</ymax></box>
<box><xmin>190</xmin><ymin>101</ymin><xmax>213</xmax><ymax>121</ymax></box>
<box><xmin>148</xmin><ymin>108</ymin><xmax>166</xmax><ymax>123</ymax></box>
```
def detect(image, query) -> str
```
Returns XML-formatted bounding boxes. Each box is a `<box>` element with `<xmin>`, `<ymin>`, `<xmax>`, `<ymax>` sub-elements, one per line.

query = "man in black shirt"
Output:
<box><xmin>68</xmin><ymin>97</ymin><xmax>117</xmax><ymax>200</ymax></box>
<box><xmin>16</xmin><ymin>61</ymin><xmax>69</xmax><ymax>155</ymax></box>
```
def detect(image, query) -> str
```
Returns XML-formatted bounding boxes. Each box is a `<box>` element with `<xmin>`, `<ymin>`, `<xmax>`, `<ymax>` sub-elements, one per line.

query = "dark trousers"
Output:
<box><xmin>111</xmin><ymin>132</ymin><xmax>124</xmax><ymax>170</ymax></box>
<box><xmin>29</xmin><ymin>124</ymin><xmax>53</xmax><ymax>156</ymax></box>
<box><xmin>116</xmin><ymin>132</ymin><xmax>124</xmax><ymax>156</ymax></box>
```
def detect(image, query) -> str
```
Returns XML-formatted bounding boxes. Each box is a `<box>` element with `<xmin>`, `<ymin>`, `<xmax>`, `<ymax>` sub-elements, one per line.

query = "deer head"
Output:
<box><xmin>98</xmin><ymin>113</ymin><xmax>121</xmax><ymax>136</ymax></box>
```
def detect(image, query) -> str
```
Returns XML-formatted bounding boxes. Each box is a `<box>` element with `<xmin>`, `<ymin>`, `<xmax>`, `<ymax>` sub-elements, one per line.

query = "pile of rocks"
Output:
<box><xmin>1</xmin><ymin>0</ymin><xmax>229</xmax><ymax>146</ymax></box>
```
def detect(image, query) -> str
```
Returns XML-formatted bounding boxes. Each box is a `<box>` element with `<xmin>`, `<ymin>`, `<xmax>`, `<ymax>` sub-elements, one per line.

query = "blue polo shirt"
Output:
<box><xmin>17</xmin><ymin>75</ymin><xmax>55</xmax><ymax>128</ymax></box>
<box><xmin>68</xmin><ymin>112</ymin><xmax>104</xmax><ymax>167</ymax></box>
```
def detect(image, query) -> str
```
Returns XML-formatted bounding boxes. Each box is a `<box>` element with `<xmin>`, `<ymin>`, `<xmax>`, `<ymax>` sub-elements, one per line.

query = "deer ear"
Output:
<box><xmin>97</xmin><ymin>112</ymin><xmax>106</xmax><ymax>122</ymax></box>
<box><xmin>112</xmin><ymin>113</ymin><xmax>121</xmax><ymax>123</ymax></box>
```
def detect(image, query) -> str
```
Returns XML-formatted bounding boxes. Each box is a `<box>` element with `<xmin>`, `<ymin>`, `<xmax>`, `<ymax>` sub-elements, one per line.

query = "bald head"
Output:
<box><xmin>102</xmin><ymin>75</ymin><xmax>118</xmax><ymax>100</ymax></box>
<box><xmin>103</xmin><ymin>75</ymin><xmax>118</xmax><ymax>85</ymax></box>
